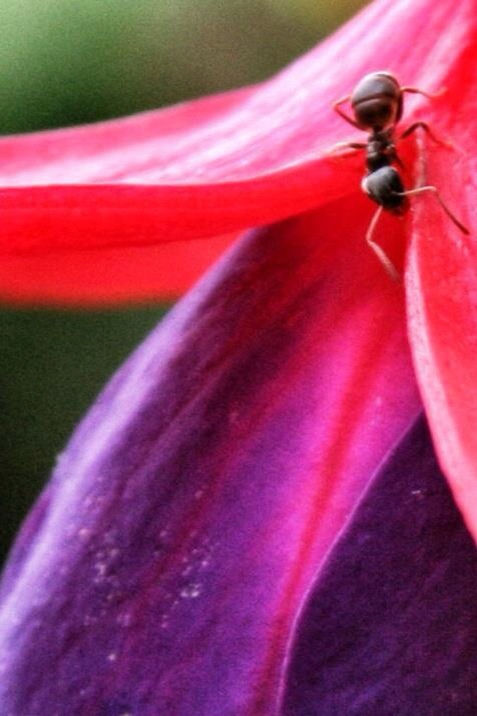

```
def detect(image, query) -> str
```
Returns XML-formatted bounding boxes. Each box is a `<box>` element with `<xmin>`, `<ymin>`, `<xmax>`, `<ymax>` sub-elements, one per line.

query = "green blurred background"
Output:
<box><xmin>0</xmin><ymin>0</ymin><xmax>368</xmax><ymax>560</ymax></box>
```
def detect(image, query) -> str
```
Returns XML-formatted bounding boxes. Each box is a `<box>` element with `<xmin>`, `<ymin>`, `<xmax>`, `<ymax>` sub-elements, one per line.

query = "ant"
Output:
<box><xmin>333</xmin><ymin>71</ymin><xmax>469</xmax><ymax>280</ymax></box>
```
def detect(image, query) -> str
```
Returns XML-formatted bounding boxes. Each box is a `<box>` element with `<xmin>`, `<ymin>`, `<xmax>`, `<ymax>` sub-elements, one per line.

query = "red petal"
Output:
<box><xmin>0</xmin><ymin>0</ymin><xmax>473</xmax><ymax>303</ymax></box>
<box><xmin>0</xmin><ymin>234</ymin><xmax>236</xmax><ymax>306</ymax></box>
<box><xmin>405</xmin><ymin>35</ymin><xmax>477</xmax><ymax>540</ymax></box>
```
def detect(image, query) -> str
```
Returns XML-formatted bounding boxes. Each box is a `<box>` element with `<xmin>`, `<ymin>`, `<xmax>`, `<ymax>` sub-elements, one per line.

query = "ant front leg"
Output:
<box><xmin>333</xmin><ymin>95</ymin><xmax>361</xmax><ymax>129</ymax></box>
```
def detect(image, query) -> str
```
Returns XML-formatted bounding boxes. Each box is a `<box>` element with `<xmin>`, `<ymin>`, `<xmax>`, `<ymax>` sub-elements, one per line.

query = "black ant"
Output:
<box><xmin>333</xmin><ymin>71</ymin><xmax>469</xmax><ymax>280</ymax></box>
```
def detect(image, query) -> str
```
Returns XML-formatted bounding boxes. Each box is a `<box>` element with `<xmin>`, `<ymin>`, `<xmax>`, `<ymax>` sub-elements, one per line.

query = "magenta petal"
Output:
<box><xmin>0</xmin><ymin>200</ymin><xmax>420</xmax><ymax>713</ymax></box>
<box><xmin>282</xmin><ymin>416</ymin><xmax>477</xmax><ymax>714</ymax></box>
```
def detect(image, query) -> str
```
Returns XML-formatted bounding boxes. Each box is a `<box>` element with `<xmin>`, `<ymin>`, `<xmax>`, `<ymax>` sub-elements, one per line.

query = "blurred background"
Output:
<box><xmin>0</xmin><ymin>0</ymin><xmax>368</xmax><ymax>560</ymax></box>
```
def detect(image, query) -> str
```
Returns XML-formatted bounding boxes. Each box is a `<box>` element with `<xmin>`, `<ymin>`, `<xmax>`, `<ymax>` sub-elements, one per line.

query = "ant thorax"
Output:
<box><xmin>365</xmin><ymin>129</ymin><xmax>397</xmax><ymax>172</ymax></box>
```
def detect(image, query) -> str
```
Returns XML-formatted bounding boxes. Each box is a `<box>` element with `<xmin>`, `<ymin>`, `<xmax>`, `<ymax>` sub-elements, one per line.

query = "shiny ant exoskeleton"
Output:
<box><xmin>333</xmin><ymin>71</ymin><xmax>469</xmax><ymax>280</ymax></box>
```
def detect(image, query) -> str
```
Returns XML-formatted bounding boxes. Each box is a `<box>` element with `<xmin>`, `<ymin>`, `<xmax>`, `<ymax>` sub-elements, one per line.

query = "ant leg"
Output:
<box><xmin>327</xmin><ymin>141</ymin><xmax>366</xmax><ymax>157</ymax></box>
<box><xmin>333</xmin><ymin>96</ymin><xmax>361</xmax><ymax>129</ymax></box>
<box><xmin>365</xmin><ymin>206</ymin><xmax>401</xmax><ymax>281</ymax></box>
<box><xmin>398</xmin><ymin>186</ymin><xmax>469</xmax><ymax>234</ymax></box>
<box><xmin>401</xmin><ymin>86</ymin><xmax>445</xmax><ymax>99</ymax></box>
<box><xmin>394</xmin><ymin>153</ymin><xmax>406</xmax><ymax>169</ymax></box>
<box><xmin>399</xmin><ymin>121</ymin><xmax>450</xmax><ymax>147</ymax></box>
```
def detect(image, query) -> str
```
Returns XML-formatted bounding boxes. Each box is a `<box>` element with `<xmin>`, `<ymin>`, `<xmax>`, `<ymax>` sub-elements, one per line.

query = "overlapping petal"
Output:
<box><xmin>0</xmin><ymin>199</ymin><xmax>420</xmax><ymax>713</ymax></box>
<box><xmin>0</xmin><ymin>0</ymin><xmax>473</xmax><ymax>302</ymax></box>
<box><xmin>0</xmin><ymin>234</ymin><xmax>236</xmax><ymax>305</ymax></box>
<box><xmin>283</xmin><ymin>416</ymin><xmax>477</xmax><ymax>714</ymax></box>
<box><xmin>405</xmin><ymin>40</ymin><xmax>477</xmax><ymax>539</ymax></box>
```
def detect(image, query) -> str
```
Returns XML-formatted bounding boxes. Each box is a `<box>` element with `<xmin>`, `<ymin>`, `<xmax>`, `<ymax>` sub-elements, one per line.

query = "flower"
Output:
<box><xmin>0</xmin><ymin>0</ymin><xmax>476</xmax><ymax>713</ymax></box>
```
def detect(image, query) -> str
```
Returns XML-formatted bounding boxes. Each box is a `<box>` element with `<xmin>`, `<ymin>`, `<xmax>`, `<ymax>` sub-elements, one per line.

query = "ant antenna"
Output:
<box><xmin>365</xmin><ymin>206</ymin><xmax>401</xmax><ymax>281</ymax></box>
<box><xmin>397</xmin><ymin>186</ymin><xmax>469</xmax><ymax>234</ymax></box>
<box><xmin>400</xmin><ymin>86</ymin><xmax>446</xmax><ymax>99</ymax></box>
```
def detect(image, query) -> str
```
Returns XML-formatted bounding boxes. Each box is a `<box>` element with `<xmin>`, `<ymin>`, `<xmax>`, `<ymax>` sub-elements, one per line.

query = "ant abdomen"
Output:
<box><xmin>361</xmin><ymin>167</ymin><xmax>406</xmax><ymax>213</ymax></box>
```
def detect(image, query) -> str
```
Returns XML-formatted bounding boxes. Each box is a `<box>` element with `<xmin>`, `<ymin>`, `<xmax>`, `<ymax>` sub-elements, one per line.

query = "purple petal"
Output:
<box><xmin>282</xmin><ymin>415</ymin><xmax>477</xmax><ymax>715</ymax></box>
<box><xmin>0</xmin><ymin>199</ymin><xmax>420</xmax><ymax>713</ymax></box>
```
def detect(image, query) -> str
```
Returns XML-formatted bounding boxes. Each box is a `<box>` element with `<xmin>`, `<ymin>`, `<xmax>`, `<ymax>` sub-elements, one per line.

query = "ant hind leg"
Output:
<box><xmin>365</xmin><ymin>206</ymin><xmax>401</xmax><ymax>281</ymax></box>
<box><xmin>398</xmin><ymin>186</ymin><xmax>469</xmax><ymax>234</ymax></box>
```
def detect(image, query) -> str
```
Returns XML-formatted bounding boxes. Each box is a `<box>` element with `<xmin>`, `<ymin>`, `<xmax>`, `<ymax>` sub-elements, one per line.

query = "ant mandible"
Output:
<box><xmin>333</xmin><ymin>71</ymin><xmax>469</xmax><ymax>280</ymax></box>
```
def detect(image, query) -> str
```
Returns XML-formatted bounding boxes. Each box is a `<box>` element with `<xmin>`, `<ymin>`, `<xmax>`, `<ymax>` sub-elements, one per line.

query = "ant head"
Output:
<box><xmin>351</xmin><ymin>72</ymin><xmax>403</xmax><ymax>131</ymax></box>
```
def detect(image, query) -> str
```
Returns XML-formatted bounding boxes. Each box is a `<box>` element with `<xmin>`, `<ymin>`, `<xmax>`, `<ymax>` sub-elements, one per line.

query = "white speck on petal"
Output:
<box><xmin>180</xmin><ymin>583</ymin><xmax>202</xmax><ymax>599</ymax></box>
